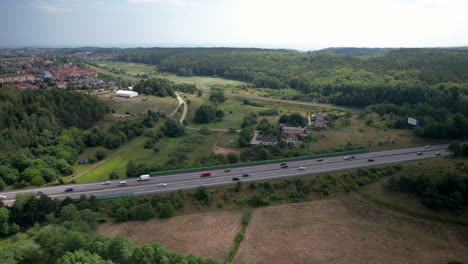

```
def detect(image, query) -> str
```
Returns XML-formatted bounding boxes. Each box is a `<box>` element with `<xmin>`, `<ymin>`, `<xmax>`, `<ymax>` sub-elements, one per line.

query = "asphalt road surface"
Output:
<box><xmin>0</xmin><ymin>144</ymin><xmax>448</xmax><ymax>205</ymax></box>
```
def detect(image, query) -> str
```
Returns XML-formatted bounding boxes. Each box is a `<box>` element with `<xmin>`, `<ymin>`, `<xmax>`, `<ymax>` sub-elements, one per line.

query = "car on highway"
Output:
<box><xmin>425</xmin><ymin>145</ymin><xmax>431</xmax><ymax>148</ymax></box>
<box><xmin>36</xmin><ymin>191</ymin><xmax>44</xmax><ymax>195</ymax></box>
<box><xmin>368</xmin><ymin>158</ymin><xmax>375</xmax><ymax>162</ymax></box>
<box><xmin>200</xmin><ymin>171</ymin><xmax>211</xmax><ymax>177</ymax></box>
<box><xmin>343</xmin><ymin>156</ymin><xmax>351</xmax><ymax>160</ymax></box>
<box><xmin>417</xmin><ymin>152</ymin><xmax>423</xmax><ymax>155</ymax></box>
<box><xmin>316</xmin><ymin>158</ymin><xmax>324</xmax><ymax>162</ymax></box>
<box><xmin>102</xmin><ymin>181</ymin><xmax>111</xmax><ymax>185</ymax></box>
<box><xmin>224</xmin><ymin>168</ymin><xmax>232</xmax><ymax>172</ymax></box>
<box><xmin>280</xmin><ymin>162</ymin><xmax>287</xmax><ymax>166</ymax></box>
<box><xmin>0</xmin><ymin>194</ymin><xmax>6</xmax><ymax>200</ymax></box>
<box><xmin>242</xmin><ymin>173</ymin><xmax>250</xmax><ymax>177</ymax></box>
<box><xmin>157</xmin><ymin>183</ymin><xmax>167</xmax><ymax>187</ymax></box>
<box><xmin>232</xmin><ymin>177</ymin><xmax>240</xmax><ymax>181</ymax></box>
<box><xmin>298</xmin><ymin>167</ymin><xmax>306</xmax><ymax>170</ymax></box>
<box><xmin>281</xmin><ymin>164</ymin><xmax>288</xmax><ymax>168</ymax></box>
<box><xmin>435</xmin><ymin>152</ymin><xmax>441</xmax><ymax>156</ymax></box>
<box><xmin>118</xmin><ymin>181</ymin><xmax>127</xmax><ymax>186</ymax></box>
<box><xmin>65</xmin><ymin>188</ymin><xmax>74</xmax><ymax>192</ymax></box>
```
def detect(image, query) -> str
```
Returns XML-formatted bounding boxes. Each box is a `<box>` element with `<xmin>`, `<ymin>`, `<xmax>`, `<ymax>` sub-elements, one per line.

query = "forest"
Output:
<box><xmin>117</xmin><ymin>47</ymin><xmax>468</xmax><ymax>138</ymax></box>
<box><xmin>0</xmin><ymin>86</ymin><xmax>163</xmax><ymax>188</ymax></box>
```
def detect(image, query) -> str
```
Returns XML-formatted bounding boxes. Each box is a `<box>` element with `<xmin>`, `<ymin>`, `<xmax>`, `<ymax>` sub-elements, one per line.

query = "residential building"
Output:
<box><xmin>261</xmin><ymin>135</ymin><xmax>278</xmax><ymax>145</ymax></box>
<box><xmin>282</xmin><ymin>126</ymin><xmax>306</xmax><ymax>136</ymax></box>
<box><xmin>285</xmin><ymin>134</ymin><xmax>298</xmax><ymax>144</ymax></box>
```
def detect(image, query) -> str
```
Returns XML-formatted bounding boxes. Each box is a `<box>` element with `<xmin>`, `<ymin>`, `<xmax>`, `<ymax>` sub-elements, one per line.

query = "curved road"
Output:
<box><xmin>0</xmin><ymin>144</ymin><xmax>448</xmax><ymax>205</ymax></box>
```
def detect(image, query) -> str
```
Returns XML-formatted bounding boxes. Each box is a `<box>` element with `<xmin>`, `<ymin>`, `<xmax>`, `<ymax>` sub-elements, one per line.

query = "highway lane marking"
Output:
<box><xmin>42</xmin><ymin>151</ymin><xmax>449</xmax><ymax>200</ymax></box>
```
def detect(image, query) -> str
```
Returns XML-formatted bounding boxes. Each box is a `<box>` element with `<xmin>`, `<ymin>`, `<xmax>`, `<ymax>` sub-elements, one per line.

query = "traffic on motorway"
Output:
<box><xmin>0</xmin><ymin>144</ymin><xmax>449</xmax><ymax>204</ymax></box>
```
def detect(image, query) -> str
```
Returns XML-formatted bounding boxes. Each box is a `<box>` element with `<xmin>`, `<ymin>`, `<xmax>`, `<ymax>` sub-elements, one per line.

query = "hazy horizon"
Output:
<box><xmin>2</xmin><ymin>0</ymin><xmax>468</xmax><ymax>49</ymax></box>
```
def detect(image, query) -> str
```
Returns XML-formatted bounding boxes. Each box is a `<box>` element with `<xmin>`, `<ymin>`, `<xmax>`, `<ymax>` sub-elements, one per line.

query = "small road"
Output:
<box><xmin>199</xmin><ymin>88</ymin><xmax>359</xmax><ymax>112</ymax></box>
<box><xmin>0</xmin><ymin>145</ymin><xmax>448</xmax><ymax>205</ymax></box>
<box><xmin>172</xmin><ymin>93</ymin><xmax>187</xmax><ymax>124</ymax></box>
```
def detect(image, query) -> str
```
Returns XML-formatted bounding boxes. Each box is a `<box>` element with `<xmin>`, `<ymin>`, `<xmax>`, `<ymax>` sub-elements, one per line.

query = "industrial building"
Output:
<box><xmin>116</xmin><ymin>90</ymin><xmax>138</xmax><ymax>98</ymax></box>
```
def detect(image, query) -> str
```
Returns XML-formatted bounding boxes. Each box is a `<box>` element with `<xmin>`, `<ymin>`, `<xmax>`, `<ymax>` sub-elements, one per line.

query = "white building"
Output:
<box><xmin>116</xmin><ymin>90</ymin><xmax>138</xmax><ymax>98</ymax></box>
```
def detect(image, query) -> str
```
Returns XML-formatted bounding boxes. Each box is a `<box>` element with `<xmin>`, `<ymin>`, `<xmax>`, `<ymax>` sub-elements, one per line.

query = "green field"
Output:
<box><xmin>218</xmin><ymin>133</ymin><xmax>240</xmax><ymax>148</ymax></box>
<box><xmin>346</xmin><ymin>157</ymin><xmax>468</xmax><ymax>225</ymax></box>
<box><xmin>304</xmin><ymin>114</ymin><xmax>448</xmax><ymax>152</ymax></box>
<box><xmin>76</xmin><ymin>131</ymin><xmax>219</xmax><ymax>183</ymax></box>
<box><xmin>184</xmin><ymin>94</ymin><xmax>321</xmax><ymax>129</ymax></box>
<box><xmin>96</xmin><ymin>61</ymin><xmax>158</xmax><ymax>77</ymax></box>
<box><xmin>95</xmin><ymin>61</ymin><xmax>247</xmax><ymax>89</ymax></box>
<box><xmin>98</xmin><ymin>94</ymin><xmax>179</xmax><ymax>116</ymax></box>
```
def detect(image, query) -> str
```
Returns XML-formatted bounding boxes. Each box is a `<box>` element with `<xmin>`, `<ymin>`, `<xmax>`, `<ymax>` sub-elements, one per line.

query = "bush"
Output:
<box><xmin>132</xmin><ymin>203</ymin><xmax>155</xmax><ymax>220</ymax></box>
<box><xmin>95</xmin><ymin>150</ymin><xmax>108</xmax><ymax>160</ymax></box>
<box><xmin>159</xmin><ymin>203</ymin><xmax>175</xmax><ymax>218</ymax></box>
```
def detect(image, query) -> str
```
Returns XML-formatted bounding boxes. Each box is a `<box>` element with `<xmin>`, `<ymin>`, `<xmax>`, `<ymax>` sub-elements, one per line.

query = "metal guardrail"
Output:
<box><xmin>150</xmin><ymin>149</ymin><xmax>368</xmax><ymax>176</ymax></box>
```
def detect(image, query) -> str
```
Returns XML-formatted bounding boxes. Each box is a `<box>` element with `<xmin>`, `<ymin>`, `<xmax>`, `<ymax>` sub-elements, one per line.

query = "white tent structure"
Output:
<box><xmin>116</xmin><ymin>90</ymin><xmax>138</xmax><ymax>98</ymax></box>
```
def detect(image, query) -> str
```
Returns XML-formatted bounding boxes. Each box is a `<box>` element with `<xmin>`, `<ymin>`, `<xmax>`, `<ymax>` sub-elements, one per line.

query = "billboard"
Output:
<box><xmin>408</xmin><ymin>117</ymin><xmax>419</xmax><ymax>126</ymax></box>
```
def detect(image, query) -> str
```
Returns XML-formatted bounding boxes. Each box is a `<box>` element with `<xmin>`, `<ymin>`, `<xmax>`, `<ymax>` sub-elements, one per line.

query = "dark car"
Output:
<box><xmin>316</xmin><ymin>158</ymin><xmax>324</xmax><ymax>162</ymax></box>
<box><xmin>280</xmin><ymin>162</ymin><xmax>287</xmax><ymax>166</ymax></box>
<box><xmin>242</xmin><ymin>173</ymin><xmax>250</xmax><ymax>177</ymax></box>
<box><xmin>435</xmin><ymin>152</ymin><xmax>441</xmax><ymax>156</ymax></box>
<box><xmin>224</xmin><ymin>168</ymin><xmax>232</xmax><ymax>172</ymax></box>
<box><xmin>36</xmin><ymin>191</ymin><xmax>44</xmax><ymax>195</ymax></box>
<box><xmin>281</xmin><ymin>164</ymin><xmax>288</xmax><ymax>168</ymax></box>
<box><xmin>232</xmin><ymin>177</ymin><xmax>240</xmax><ymax>181</ymax></box>
<box><xmin>368</xmin><ymin>158</ymin><xmax>375</xmax><ymax>162</ymax></box>
<box><xmin>65</xmin><ymin>188</ymin><xmax>74</xmax><ymax>192</ymax></box>
<box><xmin>417</xmin><ymin>152</ymin><xmax>423</xmax><ymax>155</ymax></box>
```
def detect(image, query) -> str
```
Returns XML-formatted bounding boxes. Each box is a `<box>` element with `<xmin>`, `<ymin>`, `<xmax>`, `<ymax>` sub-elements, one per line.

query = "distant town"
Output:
<box><xmin>0</xmin><ymin>48</ymin><xmax>121</xmax><ymax>91</ymax></box>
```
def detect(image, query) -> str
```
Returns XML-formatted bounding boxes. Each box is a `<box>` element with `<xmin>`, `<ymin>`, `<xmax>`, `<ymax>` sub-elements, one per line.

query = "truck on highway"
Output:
<box><xmin>137</xmin><ymin>174</ymin><xmax>150</xmax><ymax>181</ymax></box>
<box><xmin>200</xmin><ymin>171</ymin><xmax>211</xmax><ymax>177</ymax></box>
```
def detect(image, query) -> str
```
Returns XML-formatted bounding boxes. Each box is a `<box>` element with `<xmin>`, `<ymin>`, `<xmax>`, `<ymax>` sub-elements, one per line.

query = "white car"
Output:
<box><xmin>118</xmin><ymin>181</ymin><xmax>127</xmax><ymax>186</ymax></box>
<box><xmin>298</xmin><ymin>167</ymin><xmax>306</xmax><ymax>170</ymax></box>
<box><xmin>157</xmin><ymin>183</ymin><xmax>167</xmax><ymax>187</ymax></box>
<box><xmin>425</xmin><ymin>145</ymin><xmax>431</xmax><ymax>148</ymax></box>
<box><xmin>343</xmin><ymin>156</ymin><xmax>351</xmax><ymax>160</ymax></box>
<box><xmin>102</xmin><ymin>181</ymin><xmax>111</xmax><ymax>185</ymax></box>
<box><xmin>0</xmin><ymin>194</ymin><xmax>6</xmax><ymax>200</ymax></box>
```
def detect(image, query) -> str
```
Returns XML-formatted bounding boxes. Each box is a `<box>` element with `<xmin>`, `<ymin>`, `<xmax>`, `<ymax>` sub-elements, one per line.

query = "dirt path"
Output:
<box><xmin>170</xmin><ymin>92</ymin><xmax>187</xmax><ymax>124</ymax></box>
<box><xmin>213</xmin><ymin>132</ymin><xmax>241</xmax><ymax>154</ymax></box>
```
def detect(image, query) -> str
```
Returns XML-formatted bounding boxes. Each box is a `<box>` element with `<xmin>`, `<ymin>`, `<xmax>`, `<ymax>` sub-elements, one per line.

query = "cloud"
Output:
<box><xmin>128</xmin><ymin>0</ymin><xmax>190</xmax><ymax>7</ymax></box>
<box><xmin>29</xmin><ymin>1</ymin><xmax>71</xmax><ymax>13</ymax></box>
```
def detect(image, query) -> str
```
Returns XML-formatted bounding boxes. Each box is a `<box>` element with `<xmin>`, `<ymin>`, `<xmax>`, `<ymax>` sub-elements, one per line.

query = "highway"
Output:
<box><xmin>0</xmin><ymin>144</ymin><xmax>449</xmax><ymax>205</ymax></box>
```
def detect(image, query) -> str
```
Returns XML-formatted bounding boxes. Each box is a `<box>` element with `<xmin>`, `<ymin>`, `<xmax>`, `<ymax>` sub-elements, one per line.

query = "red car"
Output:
<box><xmin>200</xmin><ymin>171</ymin><xmax>211</xmax><ymax>177</ymax></box>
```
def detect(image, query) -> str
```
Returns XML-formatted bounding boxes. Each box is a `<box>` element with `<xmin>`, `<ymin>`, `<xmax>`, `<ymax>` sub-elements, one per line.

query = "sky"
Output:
<box><xmin>1</xmin><ymin>0</ymin><xmax>467</xmax><ymax>50</ymax></box>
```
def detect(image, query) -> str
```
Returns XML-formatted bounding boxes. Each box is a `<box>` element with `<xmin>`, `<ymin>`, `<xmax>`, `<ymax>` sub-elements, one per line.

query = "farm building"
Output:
<box><xmin>116</xmin><ymin>90</ymin><xmax>138</xmax><ymax>98</ymax></box>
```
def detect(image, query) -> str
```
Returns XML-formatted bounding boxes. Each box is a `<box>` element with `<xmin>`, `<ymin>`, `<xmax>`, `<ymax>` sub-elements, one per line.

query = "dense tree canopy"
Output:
<box><xmin>118</xmin><ymin>47</ymin><xmax>468</xmax><ymax>138</ymax></box>
<box><xmin>0</xmin><ymin>87</ymin><xmax>107</xmax><ymax>187</ymax></box>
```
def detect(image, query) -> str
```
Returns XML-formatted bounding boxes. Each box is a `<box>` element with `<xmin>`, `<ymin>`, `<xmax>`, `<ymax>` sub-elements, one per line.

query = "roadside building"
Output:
<box><xmin>261</xmin><ymin>135</ymin><xmax>278</xmax><ymax>145</ymax></box>
<box><xmin>116</xmin><ymin>90</ymin><xmax>138</xmax><ymax>98</ymax></box>
<box><xmin>282</xmin><ymin>126</ymin><xmax>306</xmax><ymax>137</ymax></box>
<box><xmin>284</xmin><ymin>134</ymin><xmax>298</xmax><ymax>144</ymax></box>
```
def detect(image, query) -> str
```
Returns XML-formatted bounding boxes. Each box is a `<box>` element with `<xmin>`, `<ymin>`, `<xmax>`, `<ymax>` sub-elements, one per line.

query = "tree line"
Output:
<box><xmin>117</xmin><ymin>47</ymin><xmax>468</xmax><ymax>138</ymax></box>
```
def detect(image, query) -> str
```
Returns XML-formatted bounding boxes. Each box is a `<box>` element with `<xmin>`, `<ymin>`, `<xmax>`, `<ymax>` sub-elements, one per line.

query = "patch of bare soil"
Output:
<box><xmin>234</xmin><ymin>200</ymin><xmax>468</xmax><ymax>264</ymax></box>
<box><xmin>97</xmin><ymin>210</ymin><xmax>243</xmax><ymax>261</ymax></box>
<box><xmin>213</xmin><ymin>132</ymin><xmax>241</xmax><ymax>154</ymax></box>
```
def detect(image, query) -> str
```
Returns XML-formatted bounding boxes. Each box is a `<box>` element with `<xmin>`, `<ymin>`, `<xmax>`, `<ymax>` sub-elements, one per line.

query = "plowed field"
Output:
<box><xmin>97</xmin><ymin>211</ymin><xmax>243</xmax><ymax>261</ymax></box>
<box><xmin>234</xmin><ymin>200</ymin><xmax>468</xmax><ymax>264</ymax></box>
